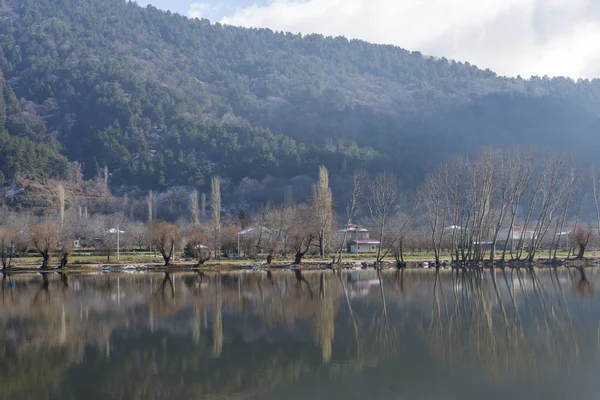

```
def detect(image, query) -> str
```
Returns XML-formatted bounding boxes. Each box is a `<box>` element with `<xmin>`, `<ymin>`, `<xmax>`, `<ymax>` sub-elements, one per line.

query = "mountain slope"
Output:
<box><xmin>0</xmin><ymin>74</ymin><xmax>69</xmax><ymax>184</ymax></box>
<box><xmin>0</xmin><ymin>0</ymin><xmax>599</xmax><ymax>192</ymax></box>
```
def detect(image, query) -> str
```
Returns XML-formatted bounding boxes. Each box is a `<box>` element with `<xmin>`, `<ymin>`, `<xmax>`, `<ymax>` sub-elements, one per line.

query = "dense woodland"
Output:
<box><xmin>0</xmin><ymin>0</ymin><xmax>599</xmax><ymax>204</ymax></box>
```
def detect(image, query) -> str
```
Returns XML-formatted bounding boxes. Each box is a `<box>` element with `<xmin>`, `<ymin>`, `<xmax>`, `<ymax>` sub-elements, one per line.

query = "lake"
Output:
<box><xmin>1</xmin><ymin>267</ymin><xmax>599</xmax><ymax>400</ymax></box>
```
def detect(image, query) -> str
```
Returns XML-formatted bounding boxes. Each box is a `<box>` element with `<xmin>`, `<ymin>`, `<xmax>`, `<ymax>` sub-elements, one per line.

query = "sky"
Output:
<box><xmin>136</xmin><ymin>0</ymin><xmax>600</xmax><ymax>79</ymax></box>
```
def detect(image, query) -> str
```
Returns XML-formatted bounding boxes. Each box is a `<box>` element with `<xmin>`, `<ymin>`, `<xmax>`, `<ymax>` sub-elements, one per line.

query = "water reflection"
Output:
<box><xmin>1</xmin><ymin>267</ymin><xmax>599</xmax><ymax>399</ymax></box>
<box><xmin>419</xmin><ymin>268</ymin><xmax>597</xmax><ymax>381</ymax></box>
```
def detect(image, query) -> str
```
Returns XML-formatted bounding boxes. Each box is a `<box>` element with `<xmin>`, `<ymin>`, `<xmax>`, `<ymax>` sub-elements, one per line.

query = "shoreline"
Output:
<box><xmin>2</xmin><ymin>257</ymin><xmax>598</xmax><ymax>274</ymax></box>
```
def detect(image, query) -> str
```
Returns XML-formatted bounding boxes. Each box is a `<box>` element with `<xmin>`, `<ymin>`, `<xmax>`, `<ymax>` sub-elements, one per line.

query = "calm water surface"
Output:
<box><xmin>1</xmin><ymin>268</ymin><xmax>600</xmax><ymax>400</ymax></box>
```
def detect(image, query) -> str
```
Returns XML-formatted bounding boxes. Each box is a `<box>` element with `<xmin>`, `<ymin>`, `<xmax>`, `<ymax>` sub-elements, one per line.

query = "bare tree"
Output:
<box><xmin>58</xmin><ymin>238</ymin><xmax>74</xmax><ymax>269</ymax></box>
<box><xmin>186</xmin><ymin>225</ymin><xmax>212</xmax><ymax>266</ymax></box>
<box><xmin>288</xmin><ymin>205</ymin><xmax>317</xmax><ymax>265</ymax></box>
<box><xmin>573</xmin><ymin>225</ymin><xmax>592</xmax><ymax>260</ymax></box>
<box><xmin>419</xmin><ymin>165</ymin><xmax>448</xmax><ymax>265</ymax></box>
<box><xmin>0</xmin><ymin>227</ymin><xmax>17</xmax><ymax>270</ymax></box>
<box><xmin>211</xmin><ymin>176</ymin><xmax>221</xmax><ymax>258</ymax></box>
<box><xmin>128</xmin><ymin>221</ymin><xmax>149</xmax><ymax>251</ymax></box>
<box><xmin>523</xmin><ymin>155</ymin><xmax>571</xmax><ymax>262</ymax></box>
<box><xmin>201</xmin><ymin>192</ymin><xmax>206</xmax><ymax>221</ymax></box>
<box><xmin>383</xmin><ymin>211</ymin><xmax>413</xmax><ymax>267</ymax></box>
<box><xmin>57</xmin><ymin>184</ymin><xmax>66</xmax><ymax>231</ymax></box>
<box><xmin>58</xmin><ymin>214</ymin><xmax>76</xmax><ymax>268</ymax></box>
<box><xmin>258</xmin><ymin>203</ymin><xmax>291</xmax><ymax>265</ymax></box>
<box><xmin>29</xmin><ymin>221</ymin><xmax>59</xmax><ymax>269</ymax></box>
<box><xmin>468</xmin><ymin>151</ymin><xmax>496</xmax><ymax>262</ymax></box>
<box><xmin>85</xmin><ymin>213</ymin><xmax>123</xmax><ymax>262</ymax></box>
<box><xmin>337</xmin><ymin>170</ymin><xmax>366</xmax><ymax>264</ymax></box>
<box><xmin>314</xmin><ymin>166</ymin><xmax>333</xmax><ymax>258</ymax></box>
<box><xmin>549</xmin><ymin>164</ymin><xmax>579</xmax><ymax>260</ymax></box>
<box><xmin>219</xmin><ymin>225</ymin><xmax>240</xmax><ymax>258</ymax></box>
<box><xmin>500</xmin><ymin>151</ymin><xmax>535</xmax><ymax>262</ymax></box>
<box><xmin>148</xmin><ymin>221</ymin><xmax>182</xmax><ymax>266</ymax></box>
<box><xmin>368</xmin><ymin>172</ymin><xmax>400</xmax><ymax>265</ymax></box>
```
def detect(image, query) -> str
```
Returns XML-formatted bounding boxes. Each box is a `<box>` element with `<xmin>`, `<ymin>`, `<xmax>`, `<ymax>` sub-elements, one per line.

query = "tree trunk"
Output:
<box><xmin>41</xmin><ymin>253</ymin><xmax>50</xmax><ymax>269</ymax></box>
<box><xmin>161</xmin><ymin>250</ymin><xmax>171</xmax><ymax>266</ymax></box>
<box><xmin>60</xmin><ymin>272</ymin><xmax>69</xmax><ymax>288</ymax></box>
<box><xmin>196</xmin><ymin>253</ymin><xmax>211</xmax><ymax>267</ymax></box>
<box><xmin>577</xmin><ymin>244</ymin><xmax>586</xmax><ymax>260</ymax></box>
<box><xmin>337</xmin><ymin>230</ymin><xmax>349</xmax><ymax>264</ymax></box>
<box><xmin>294</xmin><ymin>252</ymin><xmax>305</xmax><ymax>265</ymax></box>
<box><xmin>398</xmin><ymin>239</ymin><xmax>405</xmax><ymax>263</ymax></box>
<box><xmin>60</xmin><ymin>255</ymin><xmax>69</xmax><ymax>269</ymax></box>
<box><xmin>319</xmin><ymin>232</ymin><xmax>325</xmax><ymax>259</ymax></box>
<box><xmin>376</xmin><ymin>224</ymin><xmax>384</xmax><ymax>264</ymax></box>
<box><xmin>266</xmin><ymin>251</ymin><xmax>273</xmax><ymax>265</ymax></box>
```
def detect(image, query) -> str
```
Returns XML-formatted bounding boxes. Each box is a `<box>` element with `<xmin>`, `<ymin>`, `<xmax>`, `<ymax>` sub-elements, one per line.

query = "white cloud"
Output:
<box><xmin>220</xmin><ymin>0</ymin><xmax>600</xmax><ymax>78</ymax></box>
<box><xmin>188</xmin><ymin>2</ymin><xmax>210</xmax><ymax>19</ymax></box>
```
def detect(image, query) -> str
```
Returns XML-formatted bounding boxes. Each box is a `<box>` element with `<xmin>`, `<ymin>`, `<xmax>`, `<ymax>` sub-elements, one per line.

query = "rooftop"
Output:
<box><xmin>350</xmin><ymin>239</ymin><xmax>381</xmax><ymax>245</ymax></box>
<box><xmin>340</xmin><ymin>224</ymin><xmax>370</xmax><ymax>232</ymax></box>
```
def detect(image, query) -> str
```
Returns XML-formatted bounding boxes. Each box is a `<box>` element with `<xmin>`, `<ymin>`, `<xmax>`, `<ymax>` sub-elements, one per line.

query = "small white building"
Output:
<box><xmin>348</xmin><ymin>239</ymin><xmax>381</xmax><ymax>254</ymax></box>
<box><xmin>340</xmin><ymin>224</ymin><xmax>380</xmax><ymax>254</ymax></box>
<box><xmin>497</xmin><ymin>226</ymin><xmax>536</xmax><ymax>242</ymax></box>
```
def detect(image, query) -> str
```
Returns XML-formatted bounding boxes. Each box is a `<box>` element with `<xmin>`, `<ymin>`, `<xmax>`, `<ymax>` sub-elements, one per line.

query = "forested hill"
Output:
<box><xmin>1</xmin><ymin>0</ymin><xmax>600</xmax><ymax>193</ymax></box>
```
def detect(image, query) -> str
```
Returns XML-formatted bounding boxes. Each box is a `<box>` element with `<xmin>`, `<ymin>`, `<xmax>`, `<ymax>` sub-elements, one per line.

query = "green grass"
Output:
<box><xmin>5</xmin><ymin>249</ymin><xmax>594</xmax><ymax>270</ymax></box>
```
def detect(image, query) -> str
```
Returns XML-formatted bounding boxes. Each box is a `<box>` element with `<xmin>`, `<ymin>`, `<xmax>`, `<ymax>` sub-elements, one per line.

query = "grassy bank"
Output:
<box><xmin>2</xmin><ymin>249</ymin><xmax>598</xmax><ymax>273</ymax></box>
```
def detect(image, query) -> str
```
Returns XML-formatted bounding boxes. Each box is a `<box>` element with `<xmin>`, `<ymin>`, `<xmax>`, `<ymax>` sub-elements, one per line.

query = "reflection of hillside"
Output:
<box><xmin>3</xmin><ymin>268</ymin><xmax>598</xmax><ymax>399</ymax></box>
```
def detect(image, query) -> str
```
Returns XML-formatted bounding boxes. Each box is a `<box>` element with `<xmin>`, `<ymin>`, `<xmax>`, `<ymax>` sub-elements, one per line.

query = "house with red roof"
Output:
<box><xmin>340</xmin><ymin>224</ymin><xmax>381</xmax><ymax>254</ymax></box>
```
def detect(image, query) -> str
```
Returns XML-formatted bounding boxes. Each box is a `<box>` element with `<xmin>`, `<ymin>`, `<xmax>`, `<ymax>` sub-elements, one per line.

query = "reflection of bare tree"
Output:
<box><xmin>33</xmin><ymin>272</ymin><xmax>51</xmax><ymax>304</ymax></box>
<box><xmin>573</xmin><ymin>267</ymin><xmax>595</xmax><ymax>300</ymax></box>
<box><xmin>417</xmin><ymin>267</ymin><xmax>592</xmax><ymax>381</ymax></box>
<box><xmin>188</xmin><ymin>272</ymin><xmax>209</xmax><ymax>344</ymax></box>
<box><xmin>150</xmin><ymin>272</ymin><xmax>180</xmax><ymax>317</ymax></box>
<box><xmin>9</xmin><ymin>269</ymin><xmax>600</xmax><ymax>400</ymax></box>
<box><xmin>314</xmin><ymin>273</ymin><xmax>335</xmax><ymax>363</ymax></box>
<box><xmin>60</xmin><ymin>272</ymin><xmax>69</xmax><ymax>290</ymax></box>
<box><xmin>338</xmin><ymin>271</ymin><xmax>364</xmax><ymax>360</ymax></box>
<box><xmin>372</xmin><ymin>270</ymin><xmax>398</xmax><ymax>355</ymax></box>
<box><xmin>213</xmin><ymin>275</ymin><xmax>223</xmax><ymax>358</ymax></box>
<box><xmin>1</xmin><ymin>272</ymin><xmax>15</xmax><ymax>303</ymax></box>
<box><xmin>294</xmin><ymin>269</ymin><xmax>313</xmax><ymax>298</ymax></box>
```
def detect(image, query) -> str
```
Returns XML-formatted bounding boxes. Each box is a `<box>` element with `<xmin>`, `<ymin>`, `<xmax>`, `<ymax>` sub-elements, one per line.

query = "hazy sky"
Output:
<box><xmin>136</xmin><ymin>0</ymin><xmax>600</xmax><ymax>79</ymax></box>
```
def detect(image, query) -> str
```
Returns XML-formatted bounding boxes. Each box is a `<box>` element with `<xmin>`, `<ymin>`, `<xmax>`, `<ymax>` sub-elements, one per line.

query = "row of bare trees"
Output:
<box><xmin>5</xmin><ymin>149</ymin><xmax>600</xmax><ymax>268</ymax></box>
<box><xmin>417</xmin><ymin>148</ymin><xmax>600</xmax><ymax>264</ymax></box>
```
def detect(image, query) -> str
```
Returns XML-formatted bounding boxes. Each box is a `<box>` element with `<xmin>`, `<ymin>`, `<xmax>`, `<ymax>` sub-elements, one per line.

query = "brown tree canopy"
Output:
<box><xmin>288</xmin><ymin>206</ymin><xmax>318</xmax><ymax>265</ymax></box>
<box><xmin>148</xmin><ymin>221</ymin><xmax>181</xmax><ymax>266</ymax></box>
<box><xmin>186</xmin><ymin>225</ymin><xmax>212</xmax><ymax>265</ymax></box>
<box><xmin>29</xmin><ymin>221</ymin><xmax>59</xmax><ymax>268</ymax></box>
